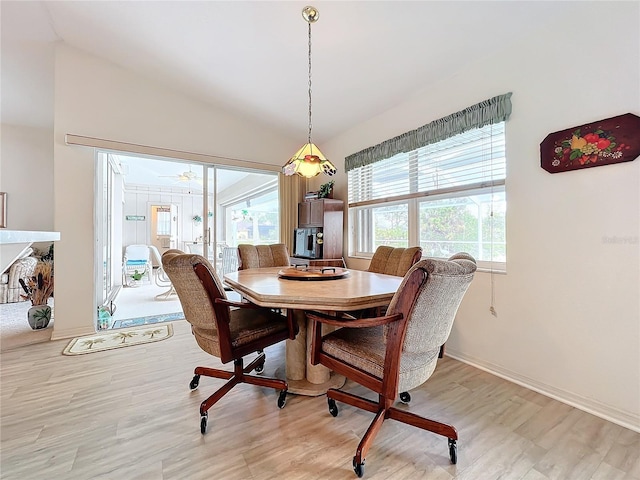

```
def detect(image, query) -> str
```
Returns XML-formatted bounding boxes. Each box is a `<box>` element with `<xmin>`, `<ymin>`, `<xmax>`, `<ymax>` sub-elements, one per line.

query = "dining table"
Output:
<box><xmin>224</xmin><ymin>266</ymin><xmax>403</xmax><ymax>396</ymax></box>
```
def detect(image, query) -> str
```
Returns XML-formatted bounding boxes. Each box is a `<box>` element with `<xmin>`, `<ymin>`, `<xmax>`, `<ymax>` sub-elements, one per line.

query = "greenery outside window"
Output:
<box><xmin>354</xmin><ymin>202</ymin><xmax>409</xmax><ymax>253</ymax></box>
<box><xmin>222</xmin><ymin>181</ymin><xmax>279</xmax><ymax>245</ymax></box>
<box><xmin>418</xmin><ymin>189</ymin><xmax>505</xmax><ymax>264</ymax></box>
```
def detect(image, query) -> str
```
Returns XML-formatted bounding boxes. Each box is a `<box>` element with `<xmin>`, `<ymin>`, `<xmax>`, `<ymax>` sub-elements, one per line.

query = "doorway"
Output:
<box><xmin>95</xmin><ymin>152</ymin><xmax>280</xmax><ymax>330</ymax></box>
<box><xmin>149</xmin><ymin>204</ymin><xmax>178</xmax><ymax>264</ymax></box>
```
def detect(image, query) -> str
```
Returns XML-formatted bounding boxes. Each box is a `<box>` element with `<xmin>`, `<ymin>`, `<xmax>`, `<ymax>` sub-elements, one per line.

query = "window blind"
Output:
<box><xmin>348</xmin><ymin>122</ymin><xmax>505</xmax><ymax>206</ymax></box>
<box><xmin>345</xmin><ymin>92</ymin><xmax>512</xmax><ymax>172</ymax></box>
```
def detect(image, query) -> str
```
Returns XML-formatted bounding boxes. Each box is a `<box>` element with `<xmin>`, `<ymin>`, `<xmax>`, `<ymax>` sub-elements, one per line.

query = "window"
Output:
<box><xmin>418</xmin><ymin>189</ymin><xmax>505</xmax><ymax>263</ymax></box>
<box><xmin>218</xmin><ymin>171</ymin><xmax>280</xmax><ymax>246</ymax></box>
<box><xmin>347</xmin><ymin>97</ymin><xmax>509</xmax><ymax>271</ymax></box>
<box><xmin>354</xmin><ymin>202</ymin><xmax>409</xmax><ymax>253</ymax></box>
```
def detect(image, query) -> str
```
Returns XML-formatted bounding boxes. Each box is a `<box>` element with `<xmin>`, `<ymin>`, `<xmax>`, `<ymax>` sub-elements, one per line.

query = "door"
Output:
<box><xmin>149</xmin><ymin>204</ymin><xmax>178</xmax><ymax>265</ymax></box>
<box><xmin>95</xmin><ymin>152</ymin><xmax>123</xmax><ymax>316</ymax></box>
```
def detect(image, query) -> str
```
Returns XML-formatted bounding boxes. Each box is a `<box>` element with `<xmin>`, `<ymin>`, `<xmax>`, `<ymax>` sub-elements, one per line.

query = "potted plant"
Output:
<box><xmin>318</xmin><ymin>180</ymin><xmax>334</xmax><ymax>199</ymax></box>
<box><xmin>18</xmin><ymin>260</ymin><xmax>54</xmax><ymax>329</ymax></box>
<box><xmin>129</xmin><ymin>269</ymin><xmax>144</xmax><ymax>287</ymax></box>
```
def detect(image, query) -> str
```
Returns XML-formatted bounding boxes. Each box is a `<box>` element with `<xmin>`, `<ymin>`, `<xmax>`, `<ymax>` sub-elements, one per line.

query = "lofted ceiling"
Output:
<box><xmin>2</xmin><ymin>1</ymin><xmax>571</xmax><ymax>143</ymax></box>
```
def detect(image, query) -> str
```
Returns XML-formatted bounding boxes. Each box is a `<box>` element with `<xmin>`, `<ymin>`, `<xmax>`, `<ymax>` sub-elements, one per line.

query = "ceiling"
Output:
<box><xmin>113</xmin><ymin>153</ymin><xmax>261</xmax><ymax>192</ymax></box>
<box><xmin>1</xmin><ymin>1</ymin><xmax>571</xmax><ymax>144</ymax></box>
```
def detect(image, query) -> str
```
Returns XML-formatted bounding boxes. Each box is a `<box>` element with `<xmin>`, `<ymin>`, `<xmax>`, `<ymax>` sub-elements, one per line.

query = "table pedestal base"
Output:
<box><xmin>283</xmin><ymin>310</ymin><xmax>346</xmax><ymax>396</ymax></box>
<box><xmin>275</xmin><ymin>367</ymin><xmax>345</xmax><ymax>396</ymax></box>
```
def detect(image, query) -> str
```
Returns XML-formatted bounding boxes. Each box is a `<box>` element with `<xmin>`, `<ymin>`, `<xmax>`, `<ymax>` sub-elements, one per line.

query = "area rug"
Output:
<box><xmin>110</xmin><ymin>312</ymin><xmax>184</xmax><ymax>329</ymax></box>
<box><xmin>62</xmin><ymin>324</ymin><xmax>173</xmax><ymax>355</ymax></box>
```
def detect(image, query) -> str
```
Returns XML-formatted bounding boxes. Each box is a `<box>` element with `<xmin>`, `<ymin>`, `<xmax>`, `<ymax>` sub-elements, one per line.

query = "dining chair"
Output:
<box><xmin>237</xmin><ymin>243</ymin><xmax>290</xmax><ymax>270</ymax></box>
<box><xmin>162</xmin><ymin>250</ymin><xmax>298</xmax><ymax>434</ymax></box>
<box><xmin>367</xmin><ymin>245</ymin><xmax>422</xmax><ymax>276</ymax></box>
<box><xmin>220</xmin><ymin>246</ymin><xmax>239</xmax><ymax>276</ymax></box>
<box><xmin>307</xmin><ymin>253</ymin><xmax>477</xmax><ymax>477</ymax></box>
<box><xmin>356</xmin><ymin>246</ymin><xmax>423</xmax><ymax>319</ymax></box>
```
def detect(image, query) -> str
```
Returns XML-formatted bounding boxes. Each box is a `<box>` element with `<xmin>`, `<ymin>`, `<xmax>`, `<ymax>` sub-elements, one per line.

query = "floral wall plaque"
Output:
<box><xmin>540</xmin><ymin>113</ymin><xmax>640</xmax><ymax>173</ymax></box>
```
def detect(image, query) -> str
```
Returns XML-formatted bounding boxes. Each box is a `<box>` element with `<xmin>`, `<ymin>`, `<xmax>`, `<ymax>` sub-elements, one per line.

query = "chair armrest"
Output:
<box><xmin>306</xmin><ymin>310</ymin><xmax>403</xmax><ymax>328</ymax></box>
<box><xmin>215</xmin><ymin>297</ymin><xmax>297</xmax><ymax>340</ymax></box>
<box><xmin>308</xmin><ymin>310</ymin><xmax>404</xmax><ymax>368</ymax></box>
<box><xmin>214</xmin><ymin>298</ymin><xmax>262</xmax><ymax>309</ymax></box>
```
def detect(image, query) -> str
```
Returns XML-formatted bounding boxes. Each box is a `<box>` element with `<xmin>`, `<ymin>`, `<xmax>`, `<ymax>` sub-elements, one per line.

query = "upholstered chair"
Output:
<box><xmin>237</xmin><ymin>243</ymin><xmax>290</xmax><ymax>270</ymax></box>
<box><xmin>367</xmin><ymin>245</ymin><xmax>422</xmax><ymax>276</ymax></box>
<box><xmin>162</xmin><ymin>250</ymin><xmax>298</xmax><ymax>435</ymax></box>
<box><xmin>357</xmin><ymin>246</ymin><xmax>422</xmax><ymax>319</ymax></box>
<box><xmin>307</xmin><ymin>253</ymin><xmax>476</xmax><ymax>477</ymax></box>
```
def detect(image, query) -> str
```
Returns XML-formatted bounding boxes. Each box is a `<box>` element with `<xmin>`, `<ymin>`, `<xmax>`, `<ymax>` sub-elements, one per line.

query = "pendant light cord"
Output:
<box><xmin>489</xmin><ymin>125</ymin><xmax>497</xmax><ymax>317</ymax></box>
<box><xmin>307</xmin><ymin>21</ymin><xmax>313</xmax><ymax>148</ymax></box>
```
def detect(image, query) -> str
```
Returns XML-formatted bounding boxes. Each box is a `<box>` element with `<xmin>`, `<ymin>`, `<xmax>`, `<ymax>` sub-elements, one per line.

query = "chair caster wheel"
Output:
<box><xmin>189</xmin><ymin>374</ymin><xmax>200</xmax><ymax>390</ymax></box>
<box><xmin>277</xmin><ymin>390</ymin><xmax>287</xmax><ymax>409</ymax></box>
<box><xmin>399</xmin><ymin>391</ymin><xmax>411</xmax><ymax>404</ymax></box>
<box><xmin>448</xmin><ymin>438</ymin><xmax>457</xmax><ymax>464</ymax></box>
<box><xmin>200</xmin><ymin>412</ymin><xmax>208</xmax><ymax>435</ymax></box>
<box><xmin>255</xmin><ymin>363</ymin><xmax>264</xmax><ymax>374</ymax></box>
<box><xmin>352</xmin><ymin>457</ymin><xmax>365</xmax><ymax>478</ymax></box>
<box><xmin>328</xmin><ymin>398</ymin><xmax>339</xmax><ymax>417</ymax></box>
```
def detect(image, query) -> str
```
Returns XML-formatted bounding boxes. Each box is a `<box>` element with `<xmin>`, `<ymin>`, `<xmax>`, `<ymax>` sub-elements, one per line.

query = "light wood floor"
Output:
<box><xmin>1</xmin><ymin>320</ymin><xmax>638</xmax><ymax>480</ymax></box>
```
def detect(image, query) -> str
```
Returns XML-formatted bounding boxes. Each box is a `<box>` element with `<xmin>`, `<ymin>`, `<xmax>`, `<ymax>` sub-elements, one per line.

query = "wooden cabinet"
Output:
<box><xmin>296</xmin><ymin>198</ymin><xmax>344</xmax><ymax>260</ymax></box>
<box><xmin>298</xmin><ymin>199</ymin><xmax>325</xmax><ymax>226</ymax></box>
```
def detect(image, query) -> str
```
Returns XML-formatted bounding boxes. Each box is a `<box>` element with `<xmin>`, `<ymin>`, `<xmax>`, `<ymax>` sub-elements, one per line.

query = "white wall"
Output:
<box><xmin>122</xmin><ymin>186</ymin><xmax>204</xmax><ymax>248</ymax></box>
<box><xmin>323</xmin><ymin>3</ymin><xmax>640</xmax><ymax>430</ymax></box>
<box><xmin>52</xmin><ymin>44</ymin><xmax>296</xmax><ymax>339</ymax></box>
<box><xmin>0</xmin><ymin>124</ymin><xmax>54</xmax><ymax>232</ymax></box>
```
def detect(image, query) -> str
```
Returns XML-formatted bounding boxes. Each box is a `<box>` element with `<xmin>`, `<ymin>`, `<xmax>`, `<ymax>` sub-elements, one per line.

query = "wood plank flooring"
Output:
<box><xmin>1</xmin><ymin>320</ymin><xmax>638</xmax><ymax>480</ymax></box>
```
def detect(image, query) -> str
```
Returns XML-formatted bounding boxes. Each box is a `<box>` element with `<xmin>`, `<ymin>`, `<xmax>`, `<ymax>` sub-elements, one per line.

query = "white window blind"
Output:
<box><xmin>348</xmin><ymin>123</ymin><xmax>505</xmax><ymax>206</ymax></box>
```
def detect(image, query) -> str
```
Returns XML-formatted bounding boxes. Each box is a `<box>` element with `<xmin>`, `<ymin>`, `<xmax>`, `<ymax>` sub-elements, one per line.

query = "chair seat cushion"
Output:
<box><xmin>229</xmin><ymin>307</ymin><xmax>289</xmax><ymax>348</ymax></box>
<box><xmin>323</xmin><ymin>326</ymin><xmax>387</xmax><ymax>378</ymax></box>
<box><xmin>192</xmin><ymin>307</ymin><xmax>289</xmax><ymax>357</ymax></box>
<box><xmin>125</xmin><ymin>260</ymin><xmax>148</xmax><ymax>266</ymax></box>
<box><xmin>322</xmin><ymin>325</ymin><xmax>440</xmax><ymax>392</ymax></box>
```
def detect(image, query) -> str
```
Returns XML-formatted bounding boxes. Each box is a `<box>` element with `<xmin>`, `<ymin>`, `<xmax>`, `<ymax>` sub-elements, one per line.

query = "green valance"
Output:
<box><xmin>345</xmin><ymin>92</ymin><xmax>512</xmax><ymax>172</ymax></box>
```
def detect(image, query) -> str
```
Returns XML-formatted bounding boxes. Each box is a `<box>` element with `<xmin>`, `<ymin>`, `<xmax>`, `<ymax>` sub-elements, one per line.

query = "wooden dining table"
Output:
<box><xmin>224</xmin><ymin>266</ymin><xmax>403</xmax><ymax>396</ymax></box>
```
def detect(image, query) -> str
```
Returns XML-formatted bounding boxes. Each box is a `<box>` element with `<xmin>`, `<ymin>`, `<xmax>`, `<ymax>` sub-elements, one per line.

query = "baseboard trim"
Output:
<box><xmin>51</xmin><ymin>325</ymin><xmax>96</xmax><ymax>341</ymax></box>
<box><xmin>445</xmin><ymin>349</ymin><xmax>640</xmax><ymax>433</ymax></box>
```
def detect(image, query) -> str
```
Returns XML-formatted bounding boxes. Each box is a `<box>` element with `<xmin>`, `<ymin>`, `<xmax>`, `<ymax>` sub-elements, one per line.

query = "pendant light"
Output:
<box><xmin>282</xmin><ymin>6</ymin><xmax>336</xmax><ymax>178</ymax></box>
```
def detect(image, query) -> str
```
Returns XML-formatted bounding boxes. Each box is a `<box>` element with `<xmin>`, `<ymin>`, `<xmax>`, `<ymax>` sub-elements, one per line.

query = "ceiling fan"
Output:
<box><xmin>159</xmin><ymin>168</ymin><xmax>202</xmax><ymax>184</ymax></box>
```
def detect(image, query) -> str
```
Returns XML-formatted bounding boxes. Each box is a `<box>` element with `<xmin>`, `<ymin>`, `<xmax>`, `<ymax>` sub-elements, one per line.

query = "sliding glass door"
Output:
<box><xmin>95</xmin><ymin>152</ymin><xmax>123</xmax><ymax>314</ymax></box>
<box><xmin>95</xmin><ymin>153</ymin><xmax>280</xmax><ymax>329</ymax></box>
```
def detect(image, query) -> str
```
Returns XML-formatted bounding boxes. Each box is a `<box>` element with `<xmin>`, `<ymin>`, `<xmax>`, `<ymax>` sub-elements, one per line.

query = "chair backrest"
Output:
<box><xmin>162</xmin><ymin>250</ymin><xmax>229</xmax><ymax>358</ymax></box>
<box><xmin>385</xmin><ymin>253</ymin><xmax>476</xmax><ymax>391</ymax></box>
<box><xmin>237</xmin><ymin>244</ymin><xmax>290</xmax><ymax>270</ymax></box>
<box><xmin>185</xmin><ymin>243</ymin><xmax>204</xmax><ymax>256</ymax></box>
<box><xmin>368</xmin><ymin>246</ymin><xmax>422</xmax><ymax>276</ymax></box>
<box><xmin>124</xmin><ymin>244</ymin><xmax>150</xmax><ymax>262</ymax></box>
<box><xmin>221</xmin><ymin>247</ymin><xmax>239</xmax><ymax>276</ymax></box>
<box><xmin>148</xmin><ymin>245</ymin><xmax>163</xmax><ymax>267</ymax></box>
